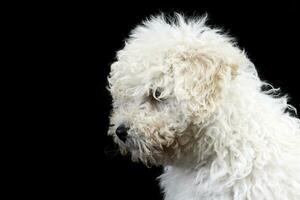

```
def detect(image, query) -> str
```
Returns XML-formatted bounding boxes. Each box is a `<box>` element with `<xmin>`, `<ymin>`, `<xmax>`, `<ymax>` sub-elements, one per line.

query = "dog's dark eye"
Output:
<box><xmin>149</xmin><ymin>88</ymin><xmax>163</xmax><ymax>102</ymax></box>
<box><xmin>154</xmin><ymin>90</ymin><xmax>161</xmax><ymax>98</ymax></box>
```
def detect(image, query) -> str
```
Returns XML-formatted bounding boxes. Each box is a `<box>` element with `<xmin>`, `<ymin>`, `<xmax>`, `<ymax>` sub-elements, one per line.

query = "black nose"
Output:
<box><xmin>115</xmin><ymin>124</ymin><xmax>128</xmax><ymax>142</ymax></box>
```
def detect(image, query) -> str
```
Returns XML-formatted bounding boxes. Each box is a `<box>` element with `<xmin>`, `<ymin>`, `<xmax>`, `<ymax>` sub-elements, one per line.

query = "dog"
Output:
<box><xmin>107</xmin><ymin>14</ymin><xmax>300</xmax><ymax>200</ymax></box>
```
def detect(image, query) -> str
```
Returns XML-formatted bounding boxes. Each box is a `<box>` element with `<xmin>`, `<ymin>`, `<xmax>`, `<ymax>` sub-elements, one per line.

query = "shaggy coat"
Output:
<box><xmin>108</xmin><ymin>14</ymin><xmax>300</xmax><ymax>200</ymax></box>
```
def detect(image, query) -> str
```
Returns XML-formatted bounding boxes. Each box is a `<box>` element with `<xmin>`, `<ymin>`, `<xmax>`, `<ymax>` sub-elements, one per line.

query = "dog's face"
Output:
<box><xmin>108</xmin><ymin>49</ymin><xmax>194</xmax><ymax>166</ymax></box>
<box><xmin>107</xmin><ymin>15</ymin><xmax>247</xmax><ymax>166</ymax></box>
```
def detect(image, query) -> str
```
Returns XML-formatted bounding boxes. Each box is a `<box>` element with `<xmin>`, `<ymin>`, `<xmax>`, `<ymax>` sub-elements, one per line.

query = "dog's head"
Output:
<box><xmin>107</xmin><ymin>14</ymin><xmax>248</xmax><ymax>166</ymax></box>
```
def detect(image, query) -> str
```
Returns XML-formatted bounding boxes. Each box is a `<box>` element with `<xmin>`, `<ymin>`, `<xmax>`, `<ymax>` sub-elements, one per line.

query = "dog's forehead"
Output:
<box><xmin>112</xmin><ymin>43</ymin><xmax>174</xmax><ymax>81</ymax></box>
<box><xmin>111</xmin><ymin>60</ymin><xmax>169</xmax><ymax>87</ymax></box>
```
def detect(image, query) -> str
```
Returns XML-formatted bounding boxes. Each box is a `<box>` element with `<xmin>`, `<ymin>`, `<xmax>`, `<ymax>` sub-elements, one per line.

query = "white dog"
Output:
<box><xmin>107</xmin><ymin>14</ymin><xmax>300</xmax><ymax>200</ymax></box>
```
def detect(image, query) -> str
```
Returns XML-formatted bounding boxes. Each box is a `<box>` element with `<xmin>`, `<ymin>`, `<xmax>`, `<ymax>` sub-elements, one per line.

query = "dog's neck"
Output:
<box><xmin>166</xmin><ymin>72</ymin><xmax>298</xmax><ymax>180</ymax></box>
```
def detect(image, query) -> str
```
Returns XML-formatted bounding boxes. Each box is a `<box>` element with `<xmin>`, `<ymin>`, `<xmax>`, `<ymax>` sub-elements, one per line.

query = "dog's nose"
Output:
<box><xmin>115</xmin><ymin>124</ymin><xmax>128</xmax><ymax>142</ymax></box>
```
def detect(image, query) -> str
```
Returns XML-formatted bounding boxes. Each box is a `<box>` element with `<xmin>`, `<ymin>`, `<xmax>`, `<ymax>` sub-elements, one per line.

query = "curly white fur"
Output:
<box><xmin>107</xmin><ymin>14</ymin><xmax>300</xmax><ymax>200</ymax></box>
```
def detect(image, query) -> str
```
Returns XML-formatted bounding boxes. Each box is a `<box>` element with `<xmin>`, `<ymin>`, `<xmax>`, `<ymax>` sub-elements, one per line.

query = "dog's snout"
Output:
<box><xmin>115</xmin><ymin>124</ymin><xmax>129</xmax><ymax>142</ymax></box>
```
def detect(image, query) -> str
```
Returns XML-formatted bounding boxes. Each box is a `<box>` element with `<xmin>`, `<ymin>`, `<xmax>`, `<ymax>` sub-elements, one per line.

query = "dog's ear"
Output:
<box><xmin>171</xmin><ymin>45</ymin><xmax>247</xmax><ymax>124</ymax></box>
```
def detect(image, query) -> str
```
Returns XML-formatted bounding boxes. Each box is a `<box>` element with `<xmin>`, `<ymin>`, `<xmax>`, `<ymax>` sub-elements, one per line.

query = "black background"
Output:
<box><xmin>6</xmin><ymin>2</ymin><xmax>300</xmax><ymax>199</ymax></box>
<box><xmin>96</xmin><ymin>4</ymin><xmax>299</xmax><ymax>200</ymax></box>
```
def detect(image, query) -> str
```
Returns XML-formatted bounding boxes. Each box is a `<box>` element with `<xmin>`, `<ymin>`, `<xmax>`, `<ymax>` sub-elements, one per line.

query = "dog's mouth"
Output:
<box><xmin>121</xmin><ymin>136</ymin><xmax>140</xmax><ymax>150</ymax></box>
<box><xmin>118</xmin><ymin>137</ymin><xmax>160</xmax><ymax>165</ymax></box>
<box><xmin>108</xmin><ymin>122</ymin><xmax>192</xmax><ymax>165</ymax></box>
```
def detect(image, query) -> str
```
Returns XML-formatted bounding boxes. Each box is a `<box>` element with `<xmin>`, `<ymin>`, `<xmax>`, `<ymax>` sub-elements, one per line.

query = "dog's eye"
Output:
<box><xmin>154</xmin><ymin>90</ymin><xmax>161</xmax><ymax>98</ymax></box>
<box><xmin>149</xmin><ymin>88</ymin><xmax>163</xmax><ymax>102</ymax></box>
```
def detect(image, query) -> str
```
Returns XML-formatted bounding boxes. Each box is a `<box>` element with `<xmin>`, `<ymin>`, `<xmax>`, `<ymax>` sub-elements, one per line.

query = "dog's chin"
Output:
<box><xmin>131</xmin><ymin>151</ymin><xmax>165</xmax><ymax>167</ymax></box>
<box><xmin>115</xmin><ymin>137</ymin><xmax>165</xmax><ymax>166</ymax></box>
